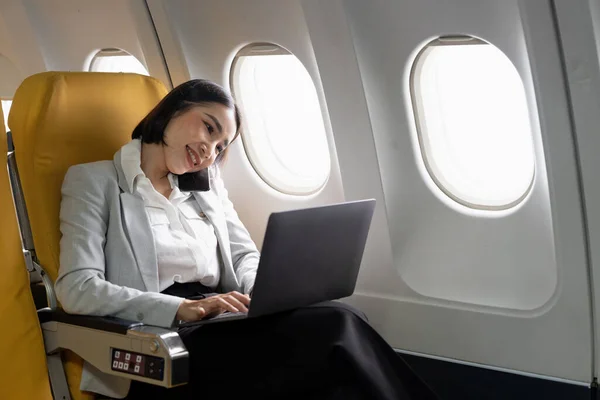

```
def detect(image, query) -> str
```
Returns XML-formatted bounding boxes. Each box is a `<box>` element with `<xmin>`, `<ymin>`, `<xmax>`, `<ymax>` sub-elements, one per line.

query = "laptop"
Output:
<box><xmin>177</xmin><ymin>199</ymin><xmax>376</xmax><ymax>328</ymax></box>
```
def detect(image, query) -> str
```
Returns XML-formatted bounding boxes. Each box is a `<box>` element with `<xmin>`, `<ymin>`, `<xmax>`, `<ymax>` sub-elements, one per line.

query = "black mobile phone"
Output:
<box><xmin>177</xmin><ymin>169</ymin><xmax>210</xmax><ymax>192</ymax></box>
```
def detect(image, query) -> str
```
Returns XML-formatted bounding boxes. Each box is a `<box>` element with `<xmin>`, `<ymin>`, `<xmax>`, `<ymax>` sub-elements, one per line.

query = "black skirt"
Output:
<box><xmin>125</xmin><ymin>282</ymin><xmax>438</xmax><ymax>400</ymax></box>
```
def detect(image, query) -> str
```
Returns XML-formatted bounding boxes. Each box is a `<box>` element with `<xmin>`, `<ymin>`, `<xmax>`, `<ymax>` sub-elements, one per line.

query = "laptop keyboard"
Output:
<box><xmin>177</xmin><ymin>311</ymin><xmax>248</xmax><ymax>328</ymax></box>
<box><xmin>208</xmin><ymin>311</ymin><xmax>247</xmax><ymax>321</ymax></box>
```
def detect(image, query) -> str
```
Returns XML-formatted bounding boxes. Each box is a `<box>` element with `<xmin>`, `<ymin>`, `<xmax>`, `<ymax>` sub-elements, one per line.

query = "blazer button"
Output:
<box><xmin>137</xmin><ymin>312</ymin><xmax>144</xmax><ymax>321</ymax></box>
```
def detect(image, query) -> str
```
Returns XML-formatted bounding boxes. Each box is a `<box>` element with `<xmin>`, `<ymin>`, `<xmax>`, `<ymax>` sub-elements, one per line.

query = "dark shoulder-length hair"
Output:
<box><xmin>132</xmin><ymin>79</ymin><xmax>242</xmax><ymax>164</ymax></box>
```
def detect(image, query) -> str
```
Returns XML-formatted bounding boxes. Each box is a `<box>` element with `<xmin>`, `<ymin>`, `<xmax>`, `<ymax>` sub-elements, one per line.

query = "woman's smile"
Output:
<box><xmin>186</xmin><ymin>145</ymin><xmax>200</xmax><ymax>168</ymax></box>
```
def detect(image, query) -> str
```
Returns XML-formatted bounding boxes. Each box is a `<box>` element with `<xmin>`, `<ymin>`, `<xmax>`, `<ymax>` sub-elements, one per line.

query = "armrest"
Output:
<box><xmin>38</xmin><ymin>308</ymin><xmax>143</xmax><ymax>334</ymax></box>
<box><xmin>39</xmin><ymin>309</ymin><xmax>189</xmax><ymax>388</ymax></box>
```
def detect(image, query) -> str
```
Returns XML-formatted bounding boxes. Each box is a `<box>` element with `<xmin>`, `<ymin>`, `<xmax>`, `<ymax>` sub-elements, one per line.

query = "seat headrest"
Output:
<box><xmin>9</xmin><ymin>71</ymin><xmax>168</xmax><ymax>281</ymax></box>
<box><xmin>10</xmin><ymin>71</ymin><xmax>168</xmax><ymax>169</ymax></box>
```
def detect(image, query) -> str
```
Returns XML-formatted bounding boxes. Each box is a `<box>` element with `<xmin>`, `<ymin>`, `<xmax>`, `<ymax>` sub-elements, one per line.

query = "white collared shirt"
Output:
<box><xmin>120</xmin><ymin>139</ymin><xmax>220</xmax><ymax>292</ymax></box>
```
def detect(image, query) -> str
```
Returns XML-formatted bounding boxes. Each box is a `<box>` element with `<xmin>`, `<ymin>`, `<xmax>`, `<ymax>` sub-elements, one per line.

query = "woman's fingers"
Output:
<box><xmin>176</xmin><ymin>292</ymin><xmax>252</xmax><ymax>322</ymax></box>
<box><xmin>210</xmin><ymin>292</ymin><xmax>250</xmax><ymax>314</ymax></box>
<box><xmin>216</xmin><ymin>297</ymin><xmax>239</xmax><ymax>313</ymax></box>
<box><xmin>222</xmin><ymin>294</ymin><xmax>249</xmax><ymax>313</ymax></box>
<box><xmin>228</xmin><ymin>291</ymin><xmax>251</xmax><ymax>307</ymax></box>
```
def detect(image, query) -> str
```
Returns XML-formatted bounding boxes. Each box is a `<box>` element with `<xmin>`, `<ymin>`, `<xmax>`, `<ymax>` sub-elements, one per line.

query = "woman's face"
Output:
<box><xmin>162</xmin><ymin>103</ymin><xmax>237</xmax><ymax>175</ymax></box>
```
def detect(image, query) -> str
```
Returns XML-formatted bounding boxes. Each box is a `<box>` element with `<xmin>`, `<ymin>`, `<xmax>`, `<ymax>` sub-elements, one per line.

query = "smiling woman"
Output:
<box><xmin>55</xmin><ymin>78</ymin><xmax>438</xmax><ymax>399</ymax></box>
<box><xmin>132</xmin><ymin>79</ymin><xmax>241</xmax><ymax>174</ymax></box>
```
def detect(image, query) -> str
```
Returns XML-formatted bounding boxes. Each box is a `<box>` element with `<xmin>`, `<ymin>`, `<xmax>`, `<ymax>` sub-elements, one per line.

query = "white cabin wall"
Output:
<box><xmin>19</xmin><ymin>0</ymin><xmax>171</xmax><ymax>88</ymax></box>
<box><xmin>343</xmin><ymin>0</ymin><xmax>556</xmax><ymax>311</ymax></box>
<box><xmin>0</xmin><ymin>0</ymin><xmax>45</xmax><ymax>98</ymax></box>
<box><xmin>553</xmin><ymin>0</ymin><xmax>600</xmax><ymax>378</ymax></box>
<box><xmin>303</xmin><ymin>0</ymin><xmax>592</xmax><ymax>382</ymax></box>
<box><xmin>144</xmin><ymin>0</ymin><xmax>189</xmax><ymax>86</ymax></box>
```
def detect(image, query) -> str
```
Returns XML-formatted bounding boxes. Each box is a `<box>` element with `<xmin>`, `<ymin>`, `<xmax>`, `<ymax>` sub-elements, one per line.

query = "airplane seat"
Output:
<box><xmin>8</xmin><ymin>72</ymin><xmax>189</xmax><ymax>400</ymax></box>
<box><xmin>0</xmin><ymin>104</ymin><xmax>53</xmax><ymax>400</ymax></box>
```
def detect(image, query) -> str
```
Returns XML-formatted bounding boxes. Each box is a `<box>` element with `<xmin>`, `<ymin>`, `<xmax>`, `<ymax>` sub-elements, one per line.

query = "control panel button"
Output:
<box><xmin>112</xmin><ymin>348</ymin><xmax>164</xmax><ymax>380</ymax></box>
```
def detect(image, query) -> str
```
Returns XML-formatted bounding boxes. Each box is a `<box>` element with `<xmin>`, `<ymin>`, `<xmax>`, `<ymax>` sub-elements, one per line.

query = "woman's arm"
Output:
<box><xmin>55</xmin><ymin>164</ymin><xmax>184</xmax><ymax>328</ymax></box>
<box><xmin>211</xmin><ymin>167</ymin><xmax>259</xmax><ymax>294</ymax></box>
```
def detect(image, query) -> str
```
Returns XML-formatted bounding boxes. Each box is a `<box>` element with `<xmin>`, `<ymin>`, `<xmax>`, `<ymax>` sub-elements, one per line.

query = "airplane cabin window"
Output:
<box><xmin>1</xmin><ymin>100</ymin><xmax>11</xmax><ymax>132</ymax></box>
<box><xmin>89</xmin><ymin>48</ymin><xmax>149</xmax><ymax>75</ymax></box>
<box><xmin>231</xmin><ymin>43</ymin><xmax>331</xmax><ymax>195</ymax></box>
<box><xmin>410</xmin><ymin>36</ymin><xmax>535</xmax><ymax>210</ymax></box>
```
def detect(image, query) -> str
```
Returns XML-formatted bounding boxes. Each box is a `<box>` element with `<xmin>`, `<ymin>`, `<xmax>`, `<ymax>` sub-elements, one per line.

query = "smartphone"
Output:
<box><xmin>177</xmin><ymin>169</ymin><xmax>210</xmax><ymax>192</ymax></box>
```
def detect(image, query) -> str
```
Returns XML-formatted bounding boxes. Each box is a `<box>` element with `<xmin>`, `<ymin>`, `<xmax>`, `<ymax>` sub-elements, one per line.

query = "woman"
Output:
<box><xmin>55</xmin><ymin>79</ymin><xmax>437</xmax><ymax>400</ymax></box>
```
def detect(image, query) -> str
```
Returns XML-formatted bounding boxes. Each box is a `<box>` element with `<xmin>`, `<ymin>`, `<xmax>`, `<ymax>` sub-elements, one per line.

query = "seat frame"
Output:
<box><xmin>6</xmin><ymin>131</ymin><xmax>190</xmax><ymax>400</ymax></box>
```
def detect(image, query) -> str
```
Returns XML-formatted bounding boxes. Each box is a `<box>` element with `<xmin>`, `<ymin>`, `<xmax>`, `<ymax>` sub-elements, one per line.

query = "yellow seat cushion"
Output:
<box><xmin>0</xmin><ymin>108</ymin><xmax>52</xmax><ymax>400</ymax></box>
<box><xmin>9</xmin><ymin>71</ymin><xmax>168</xmax><ymax>400</ymax></box>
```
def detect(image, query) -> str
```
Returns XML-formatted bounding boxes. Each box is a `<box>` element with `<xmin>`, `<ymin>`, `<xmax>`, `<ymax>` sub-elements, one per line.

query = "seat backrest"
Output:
<box><xmin>0</xmin><ymin>105</ymin><xmax>52</xmax><ymax>400</ymax></box>
<box><xmin>9</xmin><ymin>71</ymin><xmax>168</xmax><ymax>400</ymax></box>
<box><xmin>9</xmin><ymin>71</ymin><xmax>168</xmax><ymax>282</ymax></box>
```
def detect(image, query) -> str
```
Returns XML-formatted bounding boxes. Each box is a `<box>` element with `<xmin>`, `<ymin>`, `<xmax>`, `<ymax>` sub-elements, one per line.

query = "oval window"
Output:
<box><xmin>410</xmin><ymin>36</ymin><xmax>535</xmax><ymax>209</ymax></box>
<box><xmin>231</xmin><ymin>43</ymin><xmax>330</xmax><ymax>195</ymax></box>
<box><xmin>89</xmin><ymin>48</ymin><xmax>149</xmax><ymax>75</ymax></box>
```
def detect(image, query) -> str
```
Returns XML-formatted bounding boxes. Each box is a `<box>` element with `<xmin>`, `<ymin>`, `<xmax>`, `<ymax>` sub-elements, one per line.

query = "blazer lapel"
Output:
<box><xmin>192</xmin><ymin>190</ymin><xmax>233</xmax><ymax>268</ymax></box>
<box><xmin>120</xmin><ymin>192</ymin><xmax>159</xmax><ymax>291</ymax></box>
<box><xmin>113</xmin><ymin>149</ymin><xmax>159</xmax><ymax>292</ymax></box>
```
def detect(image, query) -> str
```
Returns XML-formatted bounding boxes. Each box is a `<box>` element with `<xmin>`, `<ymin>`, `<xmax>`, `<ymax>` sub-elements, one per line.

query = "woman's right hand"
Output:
<box><xmin>176</xmin><ymin>291</ymin><xmax>251</xmax><ymax>322</ymax></box>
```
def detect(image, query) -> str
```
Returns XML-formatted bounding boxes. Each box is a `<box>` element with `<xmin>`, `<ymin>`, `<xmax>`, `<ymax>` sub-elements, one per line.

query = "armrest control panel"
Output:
<box><xmin>111</xmin><ymin>348</ymin><xmax>164</xmax><ymax>381</ymax></box>
<box><xmin>42</xmin><ymin>316</ymin><xmax>189</xmax><ymax>388</ymax></box>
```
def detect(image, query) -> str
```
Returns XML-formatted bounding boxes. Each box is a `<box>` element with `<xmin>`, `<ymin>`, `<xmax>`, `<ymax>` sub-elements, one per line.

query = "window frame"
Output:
<box><xmin>230</xmin><ymin>42</ymin><xmax>331</xmax><ymax>196</ymax></box>
<box><xmin>409</xmin><ymin>35</ymin><xmax>536</xmax><ymax>211</ymax></box>
<box><xmin>88</xmin><ymin>48</ymin><xmax>149</xmax><ymax>75</ymax></box>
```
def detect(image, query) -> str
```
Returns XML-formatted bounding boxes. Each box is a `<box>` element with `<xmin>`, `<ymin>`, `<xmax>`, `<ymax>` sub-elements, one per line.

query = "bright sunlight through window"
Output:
<box><xmin>89</xmin><ymin>48</ymin><xmax>149</xmax><ymax>75</ymax></box>
<box><xmin>411</xmin><ymin>37</ymin><xmax>535</xmax><ymax>210</ymax></box>
<box><xmin>1</xmin><ymin>100</ymin><xmax>11</xmax><ymax>132</ymax></box>
<box><xmin>231</xmin><ymin>44</ymin><xmax>330</xmax><ymax>195</ymax></box>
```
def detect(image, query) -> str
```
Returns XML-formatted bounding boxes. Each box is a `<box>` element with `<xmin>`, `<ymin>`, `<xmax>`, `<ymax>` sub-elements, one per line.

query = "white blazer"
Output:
<box><xmin>55</xmin><ymin>147</ymin><xmax>259</xmax><ymax>398</ymax></box>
